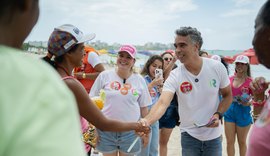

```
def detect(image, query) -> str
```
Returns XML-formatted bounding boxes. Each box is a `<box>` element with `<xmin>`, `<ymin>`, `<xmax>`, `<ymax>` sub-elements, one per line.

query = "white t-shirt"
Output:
<box><xmin>87</xmin><ymin>52</ymin><xmax>101</xmax><ymax>68</ymax></box>
<box><xmin>163</xmin><ymin>58</ymin><xmax>230</xmax><ymax>141</ymax></box>
<box><xmin>90</xmin><ymin>70</ymin><xmax>151</xmax><ymax>122</ymax></box>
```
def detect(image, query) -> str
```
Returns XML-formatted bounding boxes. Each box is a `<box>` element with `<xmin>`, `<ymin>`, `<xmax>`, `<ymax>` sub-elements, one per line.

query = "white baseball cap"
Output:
<box><xmin>48</xmin><ymin>24</ymin><xmax>96</xmax><ymax>57</ymax></box>
<box><xmin>234</xmin><ymin>55</ymin><xmax>249</xmax><ymax>64</ymax></box>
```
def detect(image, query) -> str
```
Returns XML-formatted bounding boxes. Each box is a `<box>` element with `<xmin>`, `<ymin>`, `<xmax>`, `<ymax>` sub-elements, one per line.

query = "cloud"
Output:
<box><xmin>34</xmin><ymin>0</ymin><xmax>198</xmax><ymax>45</ymax></box>
<box><xmin>221</xmin><ymin>9</ymin><xmax>255</xmax><ymax>17</ymax></box>
<box><xmin>41</xmin><ymin>0</ymin><xmax>197</xmax><ymax>25</ymax></box>
<box><xmin>27</xmin><ymin>0</ymin><xmax>264</xmax><ymax>50</ymax></box>
<box><xmin>168</xmin><ymin>0</ymin><xmax>198</xmax><ymax>12</ymax></box>
<box><xmin>232</xmin><ymin>0</ymin><xmax>255</xmax><ymax>7</ymax></box>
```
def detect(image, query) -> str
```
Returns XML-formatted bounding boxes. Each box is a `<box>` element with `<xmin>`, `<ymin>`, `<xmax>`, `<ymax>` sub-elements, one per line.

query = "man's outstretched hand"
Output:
<box><xmin>135</xmin><ymin>118</ymin><xmax>151</xmax><ymax>136</ymax></box>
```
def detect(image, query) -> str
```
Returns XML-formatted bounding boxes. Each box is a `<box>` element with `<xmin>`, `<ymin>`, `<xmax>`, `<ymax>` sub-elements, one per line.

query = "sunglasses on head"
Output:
<box><xmin>164</xmin><ymin>57</ymin><xmax>173</xmax><ymax>61</ymax></box>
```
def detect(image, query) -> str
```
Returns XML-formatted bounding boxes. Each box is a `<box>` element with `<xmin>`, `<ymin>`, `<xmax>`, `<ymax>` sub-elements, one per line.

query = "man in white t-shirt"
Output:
<box><xmin>142</xmin><ymin>27</ymin><xmax>233</xmax><ymax>156</ymax></box>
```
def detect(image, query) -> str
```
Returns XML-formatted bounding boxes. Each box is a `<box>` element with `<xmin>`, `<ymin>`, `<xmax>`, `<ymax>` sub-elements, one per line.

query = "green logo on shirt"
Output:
<box><xmin>131</xmin><ymin>89</ymin><xmax>139</xmax><ymax>96</ymax></box>
<box><xmin>210</xmin><ymin>79</ymin><xmax>217</xmax><ymax>87</ymax></box>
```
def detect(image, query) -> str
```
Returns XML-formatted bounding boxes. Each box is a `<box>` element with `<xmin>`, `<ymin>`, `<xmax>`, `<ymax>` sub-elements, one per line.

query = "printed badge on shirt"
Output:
<box><xmin>110</xmin><ymin>81</ymin><xmax>121</xmax><ymax>90</ymax></box>
<box><xmin>255</xmin><ymin>98</ymin><xmax>270</xmax><ymax>127</ymax></box>
<box><xmin>180</xmin><ymin>81</ymin><xmax>192</xmax><ymax>94</ymax></box>
<box><xmin>110</xmin><ymin>81</ymin><xmax>138</xmax><ymax>97</ymax></box>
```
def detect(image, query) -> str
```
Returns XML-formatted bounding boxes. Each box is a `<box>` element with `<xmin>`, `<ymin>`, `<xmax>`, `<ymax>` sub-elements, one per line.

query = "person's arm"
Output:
<box><xmin>140</xmin><ymin>106</ymin><xmax>148</xmax><ymax>118</ymax></box>
<box><xmin>74</xmin><ymin>63</ymin><xmax>105</xmax><ymax>80</ymax></box>
<box><xmin>88</xmin><ymin>63</ymin><xmax>105</xmax><ymax>79</ymax></box>
<box><xmin>250</xmin><ymin>77</ymin><xmax>269</xmax><ymax>100</ymax></box>
<box><xmin>217</xmin><ymin>85</ymin><xmax>233</xmax><ymax>114</ymax></box>
<box><xmin>65</xmin><ymin>79</ymin><xmax>147</xmax><ymax>132</ymax></box>
<box><xmin>140</xmin><ymin>106</ymin><xmax>149</xmax><ymax>147</ymax></box>
<box><xmin>209</xmin><ymin>85</ymin><xmax>232</xmax><ymax>127</ymax></box>
<box><xmin>250</xmin><ymin>77</ymin><xmax>269</xmax><ymax>120</ymax></box>
<box><xmin>74</xmin><ymin>52</ymin><xmax>105</xmax><ymax>80</ymax></box>
<box><xmin>147</xmin><ymin>77</ymin><xmax>163</xmax><ymax>91</ymax></box>
<box><xmin>143</xmin><ymin>91</ymin><xmax>174</xmax><ymax>125</ymax></box>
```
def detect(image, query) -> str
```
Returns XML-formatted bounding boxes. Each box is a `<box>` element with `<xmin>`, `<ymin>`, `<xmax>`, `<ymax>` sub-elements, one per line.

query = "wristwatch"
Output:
<box><xmin>82</xmin><ymin>73</ymin><xmax>86</xmax><ymax>79</ymax></box>
<box><xmin>214</xmin><ymin>111</ymin><xmax>223</xmax><ymax>120</ymax></box>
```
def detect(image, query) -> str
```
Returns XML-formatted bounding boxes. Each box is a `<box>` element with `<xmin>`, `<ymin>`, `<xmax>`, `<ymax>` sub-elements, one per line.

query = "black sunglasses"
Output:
<box><xmin>164</xmin><ymin>57</ymin><xmax>173</xmax><ymax>61</ymax></box>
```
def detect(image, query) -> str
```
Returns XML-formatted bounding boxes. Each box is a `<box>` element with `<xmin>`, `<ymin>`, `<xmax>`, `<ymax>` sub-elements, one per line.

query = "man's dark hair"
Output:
<box><xmin>260</xmin><ymin>0</ymin><xmax>270</xmax><ymax>26</ymax></box>
<box><xmin>175</xmin><ymin>27</ymin><xmax>203</xmax><ymax>50</ymax></box>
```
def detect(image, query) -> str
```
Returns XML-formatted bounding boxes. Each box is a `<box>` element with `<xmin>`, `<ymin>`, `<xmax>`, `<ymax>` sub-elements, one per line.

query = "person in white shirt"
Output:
<box><xmin>90</xmin><ymin>44</ymin><xmax>151</xmax><ymax>156</ymax></box>
<box><xmin>141</xmin><ymin>27</ymin><xmax>233</xmax><ymax>156</ymax></box>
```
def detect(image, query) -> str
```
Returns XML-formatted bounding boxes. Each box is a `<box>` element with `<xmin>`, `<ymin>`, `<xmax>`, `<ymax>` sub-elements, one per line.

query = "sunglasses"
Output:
<box><xmin>164</xmin><ymin>57</ymin><xmax>173</xmax><ymax>61</ymax></box>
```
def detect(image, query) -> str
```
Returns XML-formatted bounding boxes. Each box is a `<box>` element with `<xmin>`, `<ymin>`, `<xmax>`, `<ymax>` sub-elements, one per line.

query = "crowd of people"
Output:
<box><xmin>2</xmin><ymin>0</ymin><xmax>270</xmax><ymax>156</ymax></box>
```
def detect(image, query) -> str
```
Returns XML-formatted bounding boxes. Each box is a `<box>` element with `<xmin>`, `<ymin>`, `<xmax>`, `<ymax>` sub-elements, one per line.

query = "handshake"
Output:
<box><xmin>135</xmin><ymin>118</ymin><xmax>151</xmax><ymax>135</ymax></box>
<box><xmin>126</xmin><ymin>118</ymin><xmax>151</xmax><ymax>152</ymax></box>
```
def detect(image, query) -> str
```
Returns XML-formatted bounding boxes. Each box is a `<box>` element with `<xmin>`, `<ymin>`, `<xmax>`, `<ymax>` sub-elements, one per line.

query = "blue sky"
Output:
<box><xmin>26</xmin><ymin>0</ymin><xmax>266</xmax><ymax>50</ymax></box>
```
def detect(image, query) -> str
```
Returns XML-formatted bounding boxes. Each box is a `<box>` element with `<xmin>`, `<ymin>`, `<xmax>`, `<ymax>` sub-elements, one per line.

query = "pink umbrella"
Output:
<box><xmin>233</xmin><ymin>48</ymin><xmax>259</xmax><ymax>65</ymax></box>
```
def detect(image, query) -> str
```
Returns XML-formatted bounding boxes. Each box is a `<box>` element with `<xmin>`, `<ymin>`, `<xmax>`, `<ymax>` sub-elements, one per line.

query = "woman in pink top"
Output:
<box><xmin>224</xmin><ymin>55</ymin><xmax>253</xmax><ymax>156</ymax></box>
<box><xmin>248</xmin><ymin>1</ymin><xmax>270</xmax><ymax>155</ymax></box>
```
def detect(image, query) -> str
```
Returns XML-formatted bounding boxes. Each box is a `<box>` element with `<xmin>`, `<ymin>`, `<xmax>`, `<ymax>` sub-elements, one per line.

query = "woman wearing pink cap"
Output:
<box><xmin>90</xmin><ymin>44</ymin><xmax>151</xmax><ymax>156</ymax></box>
<box><xmin>224</xmin><ymin>55</ymin><xmax>253</xmax><ymax>156</ymax></box>
<box><xmin>42</xmin><ymin>27</ymin><xmax>150</xmax><ymax>156</ymax></box>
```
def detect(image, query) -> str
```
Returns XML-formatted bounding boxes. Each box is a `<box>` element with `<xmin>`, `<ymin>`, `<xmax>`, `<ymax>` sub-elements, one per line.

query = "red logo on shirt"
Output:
<box><xmin>110</xmin><ymin>81</ymin><xmax>121</xmax><ymax>90</ymax></box>
<box><xmin>180</xmin><ymin>82</ymin><xmax>193</xmax><ymax>93</ymax></box>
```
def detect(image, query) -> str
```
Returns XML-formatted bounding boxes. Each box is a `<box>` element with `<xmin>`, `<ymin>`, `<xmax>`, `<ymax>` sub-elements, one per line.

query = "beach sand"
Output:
<box><xmin>168</xmin><ymin>126</ymin><xmax>241</xmax><ymax>156</ymax></box>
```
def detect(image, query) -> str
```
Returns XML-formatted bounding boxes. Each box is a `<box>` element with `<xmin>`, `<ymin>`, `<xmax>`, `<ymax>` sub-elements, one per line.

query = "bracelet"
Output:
<box><xmin>252</xmin><ymin>98</ymin><xmax>266</xmax><ymax>107</ymax></box>
<box><xmin>214</xmin><ymin>111</ymin><xmax>223</xmax><ymax>120</ymax></box>
<box><xmin>82</xmin><ymin>73</ymin><xmax>86</xmax><ymax>79</ymax></box>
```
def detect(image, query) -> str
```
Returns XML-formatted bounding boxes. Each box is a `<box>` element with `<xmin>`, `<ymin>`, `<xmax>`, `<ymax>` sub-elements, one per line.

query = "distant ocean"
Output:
<box><xmin>26</xmin><ymin>51</ymin><xmax>270</xmax><ymax>81</ymax></box>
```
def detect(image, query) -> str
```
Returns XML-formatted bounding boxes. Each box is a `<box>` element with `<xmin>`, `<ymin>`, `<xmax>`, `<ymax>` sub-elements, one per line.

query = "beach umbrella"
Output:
<box><xmin>223</xmin><ymin>56</ymin><xmax>235</xmax><ymax>64</ymax></box>
<box><xmin>233</xmin><ymin>48</ymin><xmax>259</xmax><ymax>65</ymax></box>
<box><xmin>138</xmin><ymin>50</ymin><xmax>152</xmax><ymax>56</ymax></box>
<box><xmin>108</xmin><ymin>49</ymin><xmax>117</xmax><ymax>54</ymax></box>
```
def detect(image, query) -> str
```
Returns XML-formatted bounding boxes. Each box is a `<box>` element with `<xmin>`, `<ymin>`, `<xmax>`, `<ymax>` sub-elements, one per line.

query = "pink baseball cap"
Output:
<box><xmin>118</xmin><ymin>44</ymin><xmax>137</xmax><ymax>58</ymax></box>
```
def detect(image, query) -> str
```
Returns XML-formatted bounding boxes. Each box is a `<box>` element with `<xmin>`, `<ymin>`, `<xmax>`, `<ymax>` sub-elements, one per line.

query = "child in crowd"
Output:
<box><xmin>139</xmin><ymin>55</ymin><xmax>164</xmax><ymax>156</ymax></box>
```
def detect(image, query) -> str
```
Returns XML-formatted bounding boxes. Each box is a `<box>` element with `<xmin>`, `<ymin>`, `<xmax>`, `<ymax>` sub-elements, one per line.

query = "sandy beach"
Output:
<box><xmin>168</xmin><ymin>126</ymin><xmax>242</xmax><ymax>156</ymax></box>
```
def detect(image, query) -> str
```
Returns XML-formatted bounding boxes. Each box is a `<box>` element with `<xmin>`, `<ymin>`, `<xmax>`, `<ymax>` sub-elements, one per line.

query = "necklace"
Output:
<box><xmin>57</xmin><ymin>64</ymin><xmax>71</xmax><ymax>76</ymax></box>
<box><xmin>234</xmin><ymin>75</ymin><xmax>247</xmax><ymax>80</ymax></box>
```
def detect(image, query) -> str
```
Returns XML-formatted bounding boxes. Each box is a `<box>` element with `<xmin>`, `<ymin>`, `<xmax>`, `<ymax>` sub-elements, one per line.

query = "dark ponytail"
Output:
<box><xmin>42</xmin><ymin>53</ymin><xmax>56</xmax><ymax>69</ymax></box>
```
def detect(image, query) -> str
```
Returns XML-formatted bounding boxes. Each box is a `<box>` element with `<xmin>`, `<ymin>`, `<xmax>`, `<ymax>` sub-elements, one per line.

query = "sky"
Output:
<box><xmin>26</xmin><ymin>0</ymin><xmax>266</xmax><ymax>50</ymax></box>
